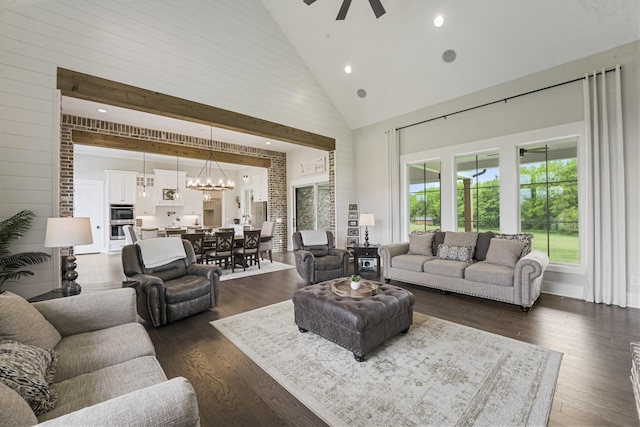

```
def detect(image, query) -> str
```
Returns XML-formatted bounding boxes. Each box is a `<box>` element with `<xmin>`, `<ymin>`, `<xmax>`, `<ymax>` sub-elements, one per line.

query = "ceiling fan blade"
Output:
<box><xmin>336</xmin><ymin>0</ymin><xmax>352</xmax><ymax>20</ymax></box>
<box><xmin>368</xmin><ymin>0</ymin><xmax>386</xmax><ymax>18</ymax></box>
<box><xmin>303</xmin><ymin>0</ymin><xmax>316</xmax><ymax>5</ymax></box>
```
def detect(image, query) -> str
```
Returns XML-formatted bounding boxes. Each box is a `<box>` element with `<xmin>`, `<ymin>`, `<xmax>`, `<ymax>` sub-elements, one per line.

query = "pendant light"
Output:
<box><xmin>174</xmin><ymin>156</ymin><xmax>183</xmax><ymax>200</ymax></box>
<box><xmin>139</xmin><ymin>152</ymin><xmax>149</xmax><ymax>199</ymax></box>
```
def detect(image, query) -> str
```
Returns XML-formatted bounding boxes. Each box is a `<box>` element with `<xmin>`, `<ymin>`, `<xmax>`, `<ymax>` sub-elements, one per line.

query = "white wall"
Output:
<box><xmin>0</xmin><ymin>0</ymin><xmax>352</xmax><ymax>298</ymax></box>
<box><xmin>353</xmin><ymin>41</ymin><xmax>640</xmax><ymax>307</ymax></box>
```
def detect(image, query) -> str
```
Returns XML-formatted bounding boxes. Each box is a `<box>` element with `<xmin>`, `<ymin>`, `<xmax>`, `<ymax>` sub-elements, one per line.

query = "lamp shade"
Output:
<box><xmin>44</xmin><ymin>217</ymin><xmax>94</xmax><ymax>247</ymax></box>
<box><xmin>359</xmin><ymin>213</ymin><xmax>375</xmax><ymax>227</ymax></box>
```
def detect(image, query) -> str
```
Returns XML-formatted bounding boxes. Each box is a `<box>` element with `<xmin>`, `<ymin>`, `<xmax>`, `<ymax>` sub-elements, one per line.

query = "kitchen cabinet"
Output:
<box><xmin>184</xmin><ymin>188</ymin><xmax>204</xmax><ymax>216</ymax></box>
<box><xmin>136</xmin><ymin>174</ymin><xmax>156</xmax><ymax>215</ymax></box>
<box><xmin>154</xmin><ymin>169</ymin><xmax>186</xmax><ymax>206</ymax></box>
<box><xmin>252</xmin><ymin>172</ymin><xmax>268</xmax><ymax>202</ymax></box>
<box><xmin>106</xmin><ymin>171</ymin><xmax>137</xmax><ymax>204</ymax></box>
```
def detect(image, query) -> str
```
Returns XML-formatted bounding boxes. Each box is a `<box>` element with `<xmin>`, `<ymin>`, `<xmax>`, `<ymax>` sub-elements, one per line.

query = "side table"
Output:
<box><xmin>353</xmin><ymin>245</ymin><xmax>380</xmax><ymax>279</ymax></box>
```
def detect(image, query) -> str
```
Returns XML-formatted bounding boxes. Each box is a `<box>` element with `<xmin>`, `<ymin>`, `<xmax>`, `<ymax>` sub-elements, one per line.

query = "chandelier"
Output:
<box><xmin>186</xmin><ymin>139</ymin><xmax>234</xmax><ymax>196</ymax></box>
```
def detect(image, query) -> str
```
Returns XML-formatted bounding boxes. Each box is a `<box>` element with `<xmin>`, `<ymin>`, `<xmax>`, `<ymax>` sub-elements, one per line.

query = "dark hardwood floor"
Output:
<box><xmin>147</xmin><ymin>252</ymin><xmax>640</xmax><ymax>427</ymax></box>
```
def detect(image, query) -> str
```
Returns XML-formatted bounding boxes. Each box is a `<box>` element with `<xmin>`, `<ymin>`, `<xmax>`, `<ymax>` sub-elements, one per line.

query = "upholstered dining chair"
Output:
<box><xmin>206</xmin><ymin>230</ymin><xmax>235</xmax><ymax>272</ymax></box>
<box><xmin>121</xmin><ymin>238</ymin><xmax>221</xmax><ymax>327</ymax></box>
<box><xmin>124</xmin><ymin>224</ymin><xmax>138</xmax><ymax>244</ymax></box>
<box><xmin>165</xmin><ymin>228</ymin><xmax>183</xmax><ymax>236</ymax></box>
<box><xmin>259</xmin><ymin>221</ymin><xmax>275</xmax><ymax>263</ymax></box>
<box><xmin>234</xmin><ymin>229</ymin><xmax>261</xmax><ymax>271</ymax></box>
<box><xmin>181</xmin><ymin>233</ymin><xmax>205</xmax><ymax>264</ymax></box>
<box><xmin>140</xmin><ymin>227</ymin><xmax>158</xmax><ymax>239</ymax></box>
<box><xmin>292</xmin><ymin>230</ymin><xmax>349</xmax><ymax>284</ymax></box>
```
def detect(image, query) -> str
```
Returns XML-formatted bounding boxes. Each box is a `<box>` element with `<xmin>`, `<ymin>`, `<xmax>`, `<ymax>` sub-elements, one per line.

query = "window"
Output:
<box><xmin>456</xmin><ymin>153</ymin><xmax>500</xmax><ymax>232</ymax></box>
<box><xmin>294</xmin><ymin>182</ymin><xmax>330</xmax><ymax>231</ymax></box>
<box><xmin>519</xmin><ymin>141</ymin><xmax>578</xmax><ymax>264</ymax></box>
<box><xmin>408</xmin><ymin>161</ymin><xmax>440</xmax><ymax>232</ymax></box>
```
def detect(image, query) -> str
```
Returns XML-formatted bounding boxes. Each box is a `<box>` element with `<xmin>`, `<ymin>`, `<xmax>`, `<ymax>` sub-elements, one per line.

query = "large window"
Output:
<box><xmin>408</xmin><ymin>161</ymin><xmax>441</xmax><ymax>232</ymax></box>
<box><xmin>519</xmin><ymin>141</ymin><xmax>578</xmax><ymax>264</ymax></box>
<box><xmin>294</xmin><ymin>182</ymin><xmax>330</xmax><ymax>231</ymax></box>
<box><xmin>456</xmin><ymin>153</ymin><xmax>500</xmax><ymax>232</ymax></box>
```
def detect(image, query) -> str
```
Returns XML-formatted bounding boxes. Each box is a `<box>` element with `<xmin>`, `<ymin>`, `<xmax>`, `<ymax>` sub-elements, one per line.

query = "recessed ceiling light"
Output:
<box><xmin>434</xmin><ymin>15</ymin><xmax>444</xmax><ymax>27</ymax></box>
<box><xmin>265</xmin><ymin>141</ymin><xmax>271</xmax><ymax>145</ymax></box>
<box><xmin>97</xmin><ymin>108</ymin><xmax>107</xmax><ymax>113</ymax></box>
<box><xmin>356</xmin><ymin>89</ymin><xmax>367</xmax><ymax>98</ymax></box>
<box><xmin>442</xmin><ymin>49</ymin><xmax>457</xmax><ymax>63</ymax></box>
<box><xmin>344</xmin><ymin>65</ymin><xmax>352</xmax><ymax>74</ymax></box>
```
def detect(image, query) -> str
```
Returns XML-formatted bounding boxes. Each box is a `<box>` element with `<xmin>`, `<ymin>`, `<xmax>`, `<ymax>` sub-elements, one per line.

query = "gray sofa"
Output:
<box><xmin>0</xmin><ymin>288</ymin><xmax>200</xmax><ymax>426</ymax></box>
<box><xmin>379</xmin><ymin>231</ymin><xmax>550</xmax><ymax>311</ymax></box>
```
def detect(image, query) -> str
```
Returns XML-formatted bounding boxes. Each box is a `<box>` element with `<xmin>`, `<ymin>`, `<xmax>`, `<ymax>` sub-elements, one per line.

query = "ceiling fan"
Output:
<box><xmin>303</xmin><ymin>0</ymin><xmax>386</xmax><ymax>20</ymax></box>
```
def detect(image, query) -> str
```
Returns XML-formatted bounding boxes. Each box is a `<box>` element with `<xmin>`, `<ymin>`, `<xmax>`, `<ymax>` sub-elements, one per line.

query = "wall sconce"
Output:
<box><xmin>242</xmin><ymin>174</ymin><xmax>249</xmax><ymax>181</ymax></box>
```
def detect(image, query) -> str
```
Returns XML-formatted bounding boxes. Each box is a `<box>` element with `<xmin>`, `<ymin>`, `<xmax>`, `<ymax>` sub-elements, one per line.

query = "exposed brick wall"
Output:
<box><xmin>60</xmin><ymin>115</ymin><xmax>289</xmax><ymax>253</ymax></box>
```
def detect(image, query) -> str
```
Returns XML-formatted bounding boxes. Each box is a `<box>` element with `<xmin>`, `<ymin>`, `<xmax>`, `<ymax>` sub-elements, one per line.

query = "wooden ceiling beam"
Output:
<box><xmin>72</xmin><ymin>130</ymin><xmax>271</xmax><ymax>168</ymax></box>
<box><xmin>58</xmin><ymin>68</ymin><xmax>335</xmax><ymax>151</ymax></box>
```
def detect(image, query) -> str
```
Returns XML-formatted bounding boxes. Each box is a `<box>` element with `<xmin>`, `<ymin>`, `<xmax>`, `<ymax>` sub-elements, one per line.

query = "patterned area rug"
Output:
<box><xmin>211</xmin><ymin>300</ymin><xmax>562</xmax><ymax>426</ymax></box>
<box><xmin>219</xmin><ymin>261</ymin><xmax>294</xmax><ymax>281</ymax></box>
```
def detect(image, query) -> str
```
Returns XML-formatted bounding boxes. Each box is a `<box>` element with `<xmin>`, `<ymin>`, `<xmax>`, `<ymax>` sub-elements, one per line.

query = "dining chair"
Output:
<box><xmin>207</xmin><ymin>231</ymin><xmax>235</xmax><ymax>272</ymax></box>
<box><xmin>259</xmin><ymin>221</ymin><xmax>275</xmax><ymax>263</ymax></box>
<box><xmin>140</xmin><ymin>227</ymin><xmax>158</xmax><ymax>239</ymax></box>
<box><xmin>165</xmin><ymin>228</ymin><xmax>183</xmax><ymax>236</ymax></box>
<box><xmin>234</xmin><ymin>229</ymin><xmax>261</xmax><ymax>271</ymax></box>
<box><xmin>181</xmin><ymin>233</ymin><xmax>205</xmax><ymax>263</ymax></box>
<box><xmin>124</xmin><ymin>224</ymin><xmax>138</xmax><ymax>244</ymax></box>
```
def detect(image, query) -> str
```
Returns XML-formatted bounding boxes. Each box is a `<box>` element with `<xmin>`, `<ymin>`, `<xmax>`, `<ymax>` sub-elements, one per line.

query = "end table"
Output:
<box><xmin>353</xmin><ymin>245</ymin><xmax>380</xmax><ymax>279</ymax></box>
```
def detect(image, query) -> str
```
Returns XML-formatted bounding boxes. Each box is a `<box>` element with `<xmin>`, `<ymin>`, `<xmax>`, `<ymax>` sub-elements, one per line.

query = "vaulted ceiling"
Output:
<box><xmin>262</xmin><ymin>0</ymin><xmax>640</xmax><ymax>129</ymax></box>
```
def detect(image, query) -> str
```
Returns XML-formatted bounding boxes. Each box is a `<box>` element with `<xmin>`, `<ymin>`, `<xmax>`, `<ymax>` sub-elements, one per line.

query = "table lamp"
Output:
<box><xmin>44</xmin><ymin>217</ymin><xmax>93</xmax><ymax>296</ymax></box>
<box><xmin>359</xmin><ymin>213</ymin><xmax>375</xmax><ymax>247</ymax></box>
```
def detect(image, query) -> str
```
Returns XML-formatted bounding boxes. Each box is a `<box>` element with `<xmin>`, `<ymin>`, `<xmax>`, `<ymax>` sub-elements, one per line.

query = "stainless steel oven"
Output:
<box><xmin>110</xmin><ymin>204</ymin><xmax>135</xmax><ymax>222</ymax></box>
<box><xmin>110</xmin><ymin>205</ymin><xmax>135</xmax><ymax>240</ymax></box>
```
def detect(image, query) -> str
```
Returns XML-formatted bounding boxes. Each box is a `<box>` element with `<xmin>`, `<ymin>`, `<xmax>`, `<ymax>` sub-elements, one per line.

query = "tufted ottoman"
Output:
<box><xmin>292</xmin><ymin>279</ymin><xmax>415</xmax><ymax>362</ymax></box>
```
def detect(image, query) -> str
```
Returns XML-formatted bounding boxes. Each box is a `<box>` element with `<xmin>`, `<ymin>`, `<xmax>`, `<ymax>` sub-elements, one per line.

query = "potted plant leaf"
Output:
<box><xmin>0</xmin><ymin>210</ymin><xmax>51</xmax><ymax>293</ymax></box>
<box><xmin>349</xmin><ymin>274</ymin><xmax>361</xmax><ymax>290</ymax></box>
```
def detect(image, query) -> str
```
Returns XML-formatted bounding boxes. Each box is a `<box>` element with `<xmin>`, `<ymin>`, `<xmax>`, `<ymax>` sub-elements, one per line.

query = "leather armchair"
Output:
<box><xmin>122</xmin><ymin>239</ymin><xmax>222</xmax><ymax>327</ymax></box>
<box><xmin>292</xmin><ymin>230</ymin><xmax>349</xmax><ymax>284</ymax></box>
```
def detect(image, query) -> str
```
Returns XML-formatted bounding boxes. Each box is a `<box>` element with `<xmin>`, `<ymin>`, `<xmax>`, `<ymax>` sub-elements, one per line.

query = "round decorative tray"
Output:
<box><xmin>331</xmin><ymin>278</ymin><xmax>378</xmax><ymax>298</ymax></box>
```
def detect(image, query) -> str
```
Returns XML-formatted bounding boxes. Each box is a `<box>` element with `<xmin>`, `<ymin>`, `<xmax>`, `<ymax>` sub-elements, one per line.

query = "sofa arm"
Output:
<box><xmin>378</xmin><ymin>243</ymin><xmax>410</xmax><ymax>277</ymax></box>
<box><xmin>33</xmin><ymin>288</ymin><xmax>137</xmax><ymax>337</ymax></box>
<box><xmin>37</xmin><ymin>377</ymin><xmax>200</xmax><ymax>427</ymax></box>
<box><xmin>294</xmin><ymin>250</ymin><xmax>315</xmax><ymax>284</ymax></box>
<box><xmin>187</xmin><ymin>263</ymin><xmax>221</xmax><ymax>307</ymax></box>
<box><xmin>329</xmin><ymin>248</ymin><xmax>350</xmax><ymax>276</ymax></box>
<box><xmin>515</xmin><ymin>250</ymin><xmax>550</xmax><ymax>308</ymax></box>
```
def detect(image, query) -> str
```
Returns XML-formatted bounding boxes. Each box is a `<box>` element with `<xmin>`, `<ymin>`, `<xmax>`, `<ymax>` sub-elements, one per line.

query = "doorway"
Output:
<box><xmin>74</xmin><ymin>179</ymin><xmax>105</xmax><ymax>254</ymax></box>
<box><xmin>293</xmin><ymin>182</ymin><xmax>330</xmax><ymax>231</ymax></box>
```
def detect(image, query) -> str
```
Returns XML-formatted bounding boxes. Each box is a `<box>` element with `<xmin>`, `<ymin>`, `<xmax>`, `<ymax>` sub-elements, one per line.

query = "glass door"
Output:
<box><xmin>294</xmin><ymin>182</ymin><xmax>330</xmax><ymax>231</ymax></box>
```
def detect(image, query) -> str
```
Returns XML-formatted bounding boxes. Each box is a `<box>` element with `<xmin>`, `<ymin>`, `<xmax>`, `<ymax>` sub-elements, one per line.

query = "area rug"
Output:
<box><xmin>211</xmin><ymin>300</ymin><xmax>562</xmax><ymax>426</ymax></box>
<box><xmin>219</xmin><ymin>261</ymin><xmax>294</xmax><ymax>281</ymax></box>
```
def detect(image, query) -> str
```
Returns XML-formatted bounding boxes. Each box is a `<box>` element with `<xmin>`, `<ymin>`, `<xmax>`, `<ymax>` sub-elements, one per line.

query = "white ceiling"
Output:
<box><xmin>262</xmin><ymin>0</ymin><xmax>640</xmax><ymax>129</ymax></box>
<box><xmin>65</xmin><ymin>0</ymin><xmax>639</xmax><ymax>156</ymax></box>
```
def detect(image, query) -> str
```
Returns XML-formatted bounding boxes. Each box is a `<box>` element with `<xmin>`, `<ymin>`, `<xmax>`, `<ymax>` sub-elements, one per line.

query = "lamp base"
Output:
<box><xmin>363</xmin><ymin>227</ymin><xmax>370</xmax><ymax>247</ymax></box>
<box><xmin>61</xmin><ymin>282</ymin><xmax>81</xmax><ymax>296</ymax></box>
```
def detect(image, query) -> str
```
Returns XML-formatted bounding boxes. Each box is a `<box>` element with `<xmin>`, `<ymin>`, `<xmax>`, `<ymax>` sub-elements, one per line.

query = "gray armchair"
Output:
<box><xmin>292</xmin><ymin>230</ymin><xmax>349</xmax><ymax>284</ymax></box>
<box><xmin>122</xmin><ymin>238</ymin><xmax>221</xmax><ymax>327</ymax></box>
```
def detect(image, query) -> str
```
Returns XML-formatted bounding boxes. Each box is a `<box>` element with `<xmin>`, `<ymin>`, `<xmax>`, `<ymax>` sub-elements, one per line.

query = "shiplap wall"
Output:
<box><xmin>0</xmin><ymin>0</ymin><xmax>353</xmax><ymax>298</ymax></box>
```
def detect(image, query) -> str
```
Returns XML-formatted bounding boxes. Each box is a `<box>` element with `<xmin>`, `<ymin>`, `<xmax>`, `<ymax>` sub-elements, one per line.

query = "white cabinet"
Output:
<box><xmin>154</xmin><ymin>169</ymin><xmax>186</xmax><ymax>206</ymax></box>
<box><xmin>252</xmin><ymin>172</ymin><xmax>268</xmax><ymax>202</ymax></box>
<box><xmin>184</xmin><ymin>188</ymin><xmax>203</xmax><ymax>216</ymax></box>
<box><xmin>136</xmin><ymin>174</ymin><xmax>156</xmax><ymax>215</ymax></box>
<box><xmin>106</xmin><ymin>171</ymin><xmax>137</xmax><ymax>204</ymax></box>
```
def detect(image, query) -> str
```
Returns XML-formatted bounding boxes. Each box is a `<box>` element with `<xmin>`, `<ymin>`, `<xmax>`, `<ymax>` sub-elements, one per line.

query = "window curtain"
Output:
<box><xmin>583</xmin><ymin>65</ymin><xmax>627</xmax><ymax>307</ymax></box>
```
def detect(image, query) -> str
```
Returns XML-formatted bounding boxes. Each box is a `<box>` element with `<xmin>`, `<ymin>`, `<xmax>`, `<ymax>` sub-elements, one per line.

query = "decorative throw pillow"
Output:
<box><xmin>408</xmin><ymin>233</ymin><xmax>435</xmax><ymax>256</ymax></box>
<box><xmin>474</xmin><ymin>231</ymin><xmax>495</xmax><ymax>261</ymax></box>
<box><xmin>0</xmin><ymin>291</ymin><xmax>61</xmax><ymax>350</ymax></box>
<box><xmin>443</xmin><ymin>232</ymin><xmax>479</xmax><ymax>248</ymax></box>
<box><xmin>494</xmin><ymin>233</ymin><xmax>533</xmax><ymax>258</ymax></box>
<box><xmin>485</xmin><ymin>238</ymin><xmax>526</xmax><ymax>268</ymax></box>
<box><xmin>0</xmin><ymin>340</ymin><xmax>58</xmax><ymax>416</ymax></box>
<box><xmin>436</xmin><ymin>244</ymin><xmax>475</xmax><ymax>263</ymax></box>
